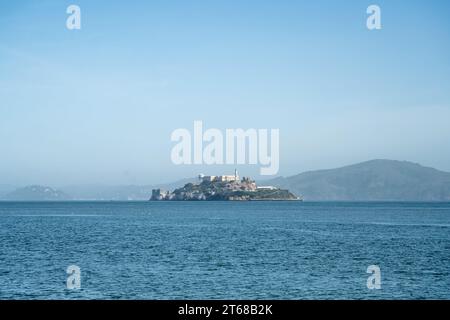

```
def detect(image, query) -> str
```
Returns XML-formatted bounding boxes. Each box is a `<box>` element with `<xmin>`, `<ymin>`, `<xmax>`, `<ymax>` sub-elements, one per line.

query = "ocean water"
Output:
<box><xmin>0</xmin><ymin>201</ymin><xmax>449</xmax><ymax>300</ymax></box>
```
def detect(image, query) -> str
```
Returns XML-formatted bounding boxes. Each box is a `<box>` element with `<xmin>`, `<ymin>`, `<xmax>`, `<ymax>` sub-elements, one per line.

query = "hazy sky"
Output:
<box><xmin>1</xmin><ymin>0</ymin><xmax>450</xmax><ymax>186</ymax></box>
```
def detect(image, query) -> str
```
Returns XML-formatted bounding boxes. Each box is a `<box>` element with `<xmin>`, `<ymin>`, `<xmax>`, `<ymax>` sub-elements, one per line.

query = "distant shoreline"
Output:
<box><xmin>3</xmin><ymin>160</ymin><xmax>450</xmax><ymax>202</ymax></box>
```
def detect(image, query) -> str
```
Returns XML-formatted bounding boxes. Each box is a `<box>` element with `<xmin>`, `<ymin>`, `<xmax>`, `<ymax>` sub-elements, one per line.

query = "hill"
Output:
<box><xmin>268</xmin><ymin>160</ymin><xmax>450</xmax><ymax>201</ymax></box>
<box><xmin>60</xmin><ymin>178</ymin><xmax>197</xmax><ymax>200</ymax></box>
<box><xmin>2</xmin><ymin>185</ymin><xmax>72</xmax><ymax>201</ymax></box>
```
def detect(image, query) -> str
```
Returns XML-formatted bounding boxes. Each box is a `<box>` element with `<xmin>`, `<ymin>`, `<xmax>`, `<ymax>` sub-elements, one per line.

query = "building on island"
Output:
<box><xmin>151</xmin><ymin>189</ymin><xmax>170</xmax><ymax>200</ymax></box>
<box><xmin>256</xmin><ymin>186</ymin><xmax>277</xmax><ymax>190</ymax></box>
<box><xmin>199</xmin><ymin>169</ymin><xmax>240</xmax><ymax>183</ymax></box>
<box><xmin>150</xmin><ymin>171</ymin><xmax>300</xmax><ymax>201</ymax></box>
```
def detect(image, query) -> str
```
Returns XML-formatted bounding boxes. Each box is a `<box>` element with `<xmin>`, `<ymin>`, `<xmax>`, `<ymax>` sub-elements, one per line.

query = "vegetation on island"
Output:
<box><xmin>151</xmin><ymin>177</ymin><xmax>300</xmax><ymax>201</ymax></box>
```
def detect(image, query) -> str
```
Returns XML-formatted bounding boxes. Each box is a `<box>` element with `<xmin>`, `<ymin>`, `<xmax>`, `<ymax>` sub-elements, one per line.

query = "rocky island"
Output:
<box><xmin>150</xmin><ymin>171</ymin><xmax>300</xmax><ymax>201</ymax></box>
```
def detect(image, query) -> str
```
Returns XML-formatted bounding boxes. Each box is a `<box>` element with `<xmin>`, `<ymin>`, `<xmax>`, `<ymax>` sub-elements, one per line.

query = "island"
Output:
<box><xmin>150</xmin><ymin>170</ymin><xmax>301</xmax><ymax>201</ymax></box>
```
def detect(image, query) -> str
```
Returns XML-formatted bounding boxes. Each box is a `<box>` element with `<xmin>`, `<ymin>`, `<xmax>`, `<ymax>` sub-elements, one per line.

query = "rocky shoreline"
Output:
<box><xmin>150</xmin><ymin>175</ymin><xmax>300</xmax><ymax>201</ymax></box>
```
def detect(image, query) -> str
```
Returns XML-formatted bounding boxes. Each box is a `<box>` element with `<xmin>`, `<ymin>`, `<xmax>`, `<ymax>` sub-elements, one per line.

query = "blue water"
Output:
<box><xmin>0</xmin><ymin>201</ymin><xmax>449</xmax><ymax>300</ymax></box>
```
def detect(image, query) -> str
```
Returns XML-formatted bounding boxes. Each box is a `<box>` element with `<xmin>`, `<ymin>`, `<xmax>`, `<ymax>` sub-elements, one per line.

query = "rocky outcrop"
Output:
<box><xmin>150</xmin><ymin>178</ymin><xmax>300</xmax><ymax>201</ymax></box>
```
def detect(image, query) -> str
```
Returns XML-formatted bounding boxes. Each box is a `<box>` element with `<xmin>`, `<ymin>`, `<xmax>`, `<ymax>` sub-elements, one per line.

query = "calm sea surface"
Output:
<box><xmin>0</xmin><ymin>201</ymin><xmax>449</xmax><ymax>299</ymax></box>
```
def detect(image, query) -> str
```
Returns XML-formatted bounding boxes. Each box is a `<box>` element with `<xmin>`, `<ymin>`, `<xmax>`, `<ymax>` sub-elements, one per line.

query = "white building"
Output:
<box><xmin>199</xmin><ymin>169</ymin><xmax>240</xmax><ymax>183</ymax></box>
<box><xmin>256</xmin><ymin>186</ymin><xmax>277</xmax><ymax>190</ymax></box>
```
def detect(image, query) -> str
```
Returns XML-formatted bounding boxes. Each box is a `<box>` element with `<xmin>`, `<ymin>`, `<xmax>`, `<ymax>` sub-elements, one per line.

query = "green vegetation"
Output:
<box><xmin>151</xmin><ymin>179</ymin><xmax>299</xmax><ymax>201</ymax></box>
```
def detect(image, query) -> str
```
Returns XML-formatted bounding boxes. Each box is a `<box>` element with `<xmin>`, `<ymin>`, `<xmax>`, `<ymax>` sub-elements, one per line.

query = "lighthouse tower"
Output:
<box><xmin>234</xmin><ymin>169</ymin><xmax>239</xmax><ymax>181</ymax></box>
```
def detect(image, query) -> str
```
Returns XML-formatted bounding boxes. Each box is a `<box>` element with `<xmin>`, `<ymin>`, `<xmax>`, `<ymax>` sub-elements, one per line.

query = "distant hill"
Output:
<box><xmin>2</xmin><ymin>185</ymin><xmax>72</xmax><ymax>201</ymax></box>
<box><xmin>4</xmin><ymin>161</ymin><xmax>450</xmax><ymax>201</ymax></box>
<box><xmin>60</xmin><ymin>184</ymin><xmax>154</xmax><ymax>201</ymax></box>
<box><xmin>60</xmin><ymin>178</ymin><xmax>197</xmax><ymax>201</ymax></box>
<box><xmin>0</xmin><ymin>185</ymin><xmax>16</xmax><ymax>198</ymax></box>
<box><xmin>0</xmin><ymin>179</ymin><xmax>198</xmax><ymax>202</ymax></box>
<box><xmin>268</xmin><ymin>160</ymin><xmax>450</xmax><ymax>201</ymax></box>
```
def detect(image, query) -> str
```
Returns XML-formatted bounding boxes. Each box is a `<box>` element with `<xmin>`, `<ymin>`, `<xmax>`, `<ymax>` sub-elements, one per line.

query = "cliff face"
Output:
<box><xmin>151</xmin><ymin>180</ymin><xmax>299</xmax><ymax>201</ymax></box>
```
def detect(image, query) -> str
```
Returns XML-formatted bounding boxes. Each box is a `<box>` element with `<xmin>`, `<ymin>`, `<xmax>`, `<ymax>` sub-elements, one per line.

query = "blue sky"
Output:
<box><xmin>1</xmin><ymin>0</ymin><xmax>450</xmax><ymax>186</ymax></box>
